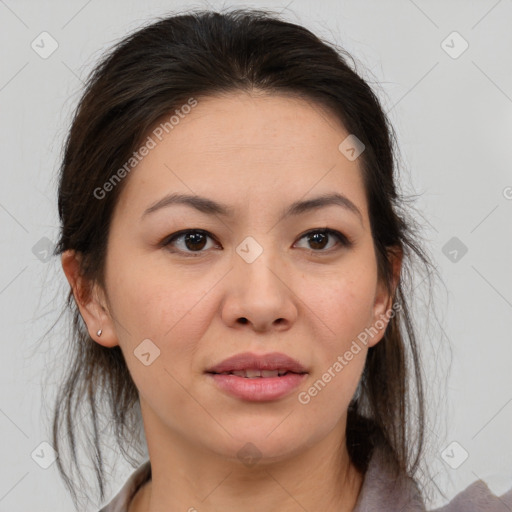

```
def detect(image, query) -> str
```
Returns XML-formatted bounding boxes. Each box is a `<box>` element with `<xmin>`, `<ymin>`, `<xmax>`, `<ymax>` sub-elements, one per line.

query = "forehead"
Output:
<box><xmin>115</xmin><ymin>91</ymin><xmax>368</xmax><ymax>224</ymax></box>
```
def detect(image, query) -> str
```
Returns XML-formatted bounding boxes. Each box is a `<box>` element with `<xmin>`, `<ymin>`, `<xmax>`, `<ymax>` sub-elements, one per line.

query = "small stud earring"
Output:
<box><xmin>97</xmin><ymin>329</ymin><xmax>102</xmax><ymax>337</ymax></box>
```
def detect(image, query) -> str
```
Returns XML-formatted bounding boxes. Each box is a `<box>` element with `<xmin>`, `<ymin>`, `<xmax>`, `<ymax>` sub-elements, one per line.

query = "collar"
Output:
<box><xmin>352</xmin><ymin>447</ymin><xmax>426</xmax><ymax>511</ymax></box>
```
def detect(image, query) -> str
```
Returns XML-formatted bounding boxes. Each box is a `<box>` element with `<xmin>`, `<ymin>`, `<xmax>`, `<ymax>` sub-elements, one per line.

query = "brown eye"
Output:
<box><xmin>182</xmin><ymin>231</ymin><xmax>208</xmax><ymax>251</ymax></box>
<box><xmin>162</xmin><ymin>227</ymin><xmax>352</xmax><ymax>257</ymax></box>
<box><xmin>163</xmin><ymin>229</ymin><xmax>217</xmax><ymax>256</ymax></box>
<box><xmin>295</xmin><ymin>229</ymin><xmax>352</xmax><ymax>252</ymax></box>
<box><xmin>307</xmin><ymin>231</ymin><xmax>329</xmax><ymax>250</ymax></box>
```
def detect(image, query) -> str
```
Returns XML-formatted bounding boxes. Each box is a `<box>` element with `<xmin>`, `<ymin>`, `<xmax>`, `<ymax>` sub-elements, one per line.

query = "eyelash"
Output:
<box><xmin>161</xmin><ymin>228</ymin><xmax>353</xmax><ymax>257</ymax></box>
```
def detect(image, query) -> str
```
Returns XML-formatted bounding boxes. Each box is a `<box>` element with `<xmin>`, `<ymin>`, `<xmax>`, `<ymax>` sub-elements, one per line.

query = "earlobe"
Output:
<box><xmin>60</xmin><ymin>250</ymin><xmax>119</xmax><ymax>348</ymax></box>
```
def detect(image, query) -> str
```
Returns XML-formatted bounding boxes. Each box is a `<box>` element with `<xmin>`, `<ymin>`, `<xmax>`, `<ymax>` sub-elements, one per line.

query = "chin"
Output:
<box><xmin>199</xmin><ymin>421</ymin><xmax>313</xmax><ymax>464</ymax></box>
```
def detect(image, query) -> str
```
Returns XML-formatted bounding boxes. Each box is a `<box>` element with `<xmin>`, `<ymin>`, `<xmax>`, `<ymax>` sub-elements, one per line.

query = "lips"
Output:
<box><xmin>205</xmin><ymin>351</ymin><xmax>308</xmax><ymax>376</ymax></box>
<box><xmin>206</xmin><ymin>352</ymin><xmax>308</xmax><ymax>401</ymax></box>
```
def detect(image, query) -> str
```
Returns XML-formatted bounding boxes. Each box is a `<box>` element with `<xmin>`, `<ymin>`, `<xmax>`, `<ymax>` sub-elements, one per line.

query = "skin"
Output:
<box><xmin>62</xmin><ymin>91</ymin><xmax>401</xmax><ymax>512</ymax></box>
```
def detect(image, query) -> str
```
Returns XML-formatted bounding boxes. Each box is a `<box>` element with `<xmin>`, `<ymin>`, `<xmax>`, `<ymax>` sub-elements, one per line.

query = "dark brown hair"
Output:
<box><xmin>51</xmin><ymin>6</ymin><xmax>438</xmax><ymax>510</ymax></box>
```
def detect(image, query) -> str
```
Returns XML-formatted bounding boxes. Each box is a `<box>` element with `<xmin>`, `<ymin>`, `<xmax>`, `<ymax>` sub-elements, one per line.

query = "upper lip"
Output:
<box><xmin>206</xmin><ymin>352</ymin><xmax>308</xmax><ymax>374</ymax></box>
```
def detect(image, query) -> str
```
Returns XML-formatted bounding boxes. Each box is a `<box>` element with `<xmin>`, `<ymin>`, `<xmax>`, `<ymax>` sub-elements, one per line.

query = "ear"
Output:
<box><xmin>61</xmin><ymin>249</ymin><xmax>118</xmax><ymax>348</ymax></box>
<box><xmin>367</xmin><ymin>245</ymin><xmax>403</xmax><ymax>348</ymax></box>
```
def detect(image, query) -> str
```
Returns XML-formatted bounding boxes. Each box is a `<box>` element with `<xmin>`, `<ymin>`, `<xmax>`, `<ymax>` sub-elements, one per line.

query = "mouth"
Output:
<box><xmin>205</xmin><ymin>352</ymin><xmax>308</xmax><ymax>401</ymax></box>
<box><xmin>210</xmin><ymin>369</ymin><xmax>303</xmax><ymax>378</ymax></box>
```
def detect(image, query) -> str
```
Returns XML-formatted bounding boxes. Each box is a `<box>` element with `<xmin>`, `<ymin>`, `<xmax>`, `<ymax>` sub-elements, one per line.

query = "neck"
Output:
<box><xmin>132</xmin><ymin>405</ymin><xmax>364</xmax><ymax>512</ymax></box>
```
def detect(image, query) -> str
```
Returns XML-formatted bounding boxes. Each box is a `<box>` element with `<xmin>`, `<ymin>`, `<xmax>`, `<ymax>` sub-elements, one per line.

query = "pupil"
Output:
<box><xmin>309</xmin><ymin>232</ymin><xmax>327</xmax><ymax>250</ymax></box>
<box><xmin>185</xmin><ymin>232</ymin><xmax>207</xmax><ymax>251</ymax></box>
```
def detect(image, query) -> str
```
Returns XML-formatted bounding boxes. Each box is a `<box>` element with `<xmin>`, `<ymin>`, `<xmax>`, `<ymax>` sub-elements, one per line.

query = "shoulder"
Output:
<box><xmin>352</xmin><ymin>447</ymin><xmax>426</xmax><ymax>511</ymax></box>
<box><xmin>430</xmin><ymin>480</ymin><xmax>512</xmax><ymax>512</ymax></box>
<box><xmin>97</xmin><ymin>459</ymin><xmax>152</xmax><ymax>512</ymax></box>
<box><xmin>353</xmin><ymin>446</ymin><xmax>512</xmax><ymax>512</ymax></box>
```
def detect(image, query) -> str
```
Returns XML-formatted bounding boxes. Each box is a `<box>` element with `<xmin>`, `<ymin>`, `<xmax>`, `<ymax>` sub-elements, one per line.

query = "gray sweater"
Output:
<box><xmin>98</xmin><ymin>448</ymin><xmax>512</xmax><ymax>511</ymax></box>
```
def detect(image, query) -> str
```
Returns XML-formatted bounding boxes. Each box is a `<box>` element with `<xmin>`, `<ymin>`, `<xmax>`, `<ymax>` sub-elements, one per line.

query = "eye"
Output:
<box><xmin>294</xmin><ymin>228</ymin><xmax>352</xmax><ymax>253</ymax></box>
<box><xmin>161</xmin><ymin>228</ymin><xmax>352</xmax><ymax>257</ymax></box>
<box><xmin>162</xmin><ymin>229</ymin><xmax>218</xmax><ymax>257</ymax></box>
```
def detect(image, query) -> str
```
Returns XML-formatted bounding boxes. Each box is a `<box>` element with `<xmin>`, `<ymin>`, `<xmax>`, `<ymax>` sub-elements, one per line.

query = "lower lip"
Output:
<box><xmin>207</xmin><ymin>372</ymin><xmax>307</xmax><ymax>401</ymax></box>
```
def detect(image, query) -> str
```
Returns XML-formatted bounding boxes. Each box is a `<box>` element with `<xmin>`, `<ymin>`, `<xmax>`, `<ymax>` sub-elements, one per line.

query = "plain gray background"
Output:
<box><xmin>1</xmin><ymin>0</ymin><xmax>511</xmax><ymax>510</ymax></box>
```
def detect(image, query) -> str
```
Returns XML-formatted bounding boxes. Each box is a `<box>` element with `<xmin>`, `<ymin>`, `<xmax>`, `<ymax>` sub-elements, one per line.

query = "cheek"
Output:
<box><xmin>306</xmin><ymin>265</ymin><xmax>377</xmax><ymax>352</ymax></box>
<box><xmin>107</xmin><ymin>266</ymin><xmax>212</xmax><ymax>410</ymax></box>
<box><xmin>295</xmin><ymin>276</ymin><xmax>374</xmax><ymax>425</ymax></box>
<box><xmin>107</xmin><ymin>255</ymin><xmax>206</xmax><ymax>335</ymax></box>
<box><xmin>106</xmin><ymin>260</ymin><xmax>219</xmax><ymax>378</ymax></box>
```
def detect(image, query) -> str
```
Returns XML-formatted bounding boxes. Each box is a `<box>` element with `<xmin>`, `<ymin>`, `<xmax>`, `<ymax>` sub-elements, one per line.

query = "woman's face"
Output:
<box><xmin>80</xmin><ymin>92</ymin><xmax>397</xmax><ymax>464</ymax></box>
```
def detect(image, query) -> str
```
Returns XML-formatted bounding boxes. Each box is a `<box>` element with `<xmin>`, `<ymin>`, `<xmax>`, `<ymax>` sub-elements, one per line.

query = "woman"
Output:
<box><xmin>52</xmin><ymin>7</ymin><xmax>512</xmax><ymax>511</ymax></box>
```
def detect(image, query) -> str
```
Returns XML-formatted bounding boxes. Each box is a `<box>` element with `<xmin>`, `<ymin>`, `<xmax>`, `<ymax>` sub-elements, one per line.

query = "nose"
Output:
<box><xmin>220</xmin><ymin>245</ymin><xmax>298</xmax><ymax>333</ymax></box>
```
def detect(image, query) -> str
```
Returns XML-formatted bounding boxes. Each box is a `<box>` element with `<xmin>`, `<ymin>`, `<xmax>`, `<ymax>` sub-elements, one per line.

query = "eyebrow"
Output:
<box><xmin>142</xmin><ymin>192</ymin><xmax>363</xmax><ymax>224</ymax></box>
